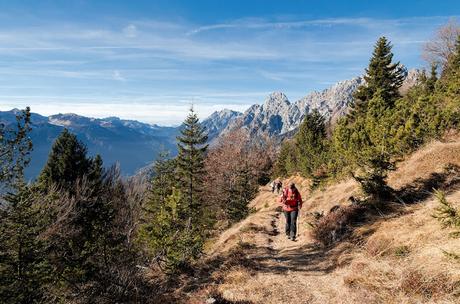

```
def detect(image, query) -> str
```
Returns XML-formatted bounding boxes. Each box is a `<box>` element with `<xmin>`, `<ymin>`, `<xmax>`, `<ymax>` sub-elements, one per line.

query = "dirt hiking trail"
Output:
<box><xmin>187</xmin><ymin>136</ymin><xmax>460</xmax><ymax>304</ymax></box>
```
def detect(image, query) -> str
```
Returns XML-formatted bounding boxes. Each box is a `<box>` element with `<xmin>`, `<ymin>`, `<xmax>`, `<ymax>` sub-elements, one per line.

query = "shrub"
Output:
<box><xmin>432</xmin><ymin>189</ymin><xmax>460</xmax><ymax>237</ymax></box>
<box><xmin>400</xmin><ymin>268</ymin><xmax>458</xmax><ymax>298</ymax></box>
<box><xmin>394</xmin><ymin>245</ymin><xmax>411</xmax><ymax>257</ymax></box>
<box><xmin>311</xmin><ymin>204</ymin><xmax>367</xmax><ymax>246</ymax></box>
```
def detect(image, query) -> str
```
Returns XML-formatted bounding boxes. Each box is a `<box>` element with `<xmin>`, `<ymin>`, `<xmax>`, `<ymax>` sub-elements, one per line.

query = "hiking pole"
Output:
<box><xmin>297</xmin><ymin>209</ymin><xmax>300</xmax><ymax>240</ymax></box>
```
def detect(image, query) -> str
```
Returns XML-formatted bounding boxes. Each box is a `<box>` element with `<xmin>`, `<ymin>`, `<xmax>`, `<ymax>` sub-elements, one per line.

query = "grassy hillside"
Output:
<box><xmin>177</xmin><ymin>134</ymin><xmax>460</xmax><ymax>304</ymax></box>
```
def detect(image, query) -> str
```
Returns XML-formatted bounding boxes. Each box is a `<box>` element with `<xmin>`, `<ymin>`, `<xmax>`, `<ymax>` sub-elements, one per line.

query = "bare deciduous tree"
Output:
<box><xmin>204</xmin><ymin>130</ymin><xmax>275</xmax><ymax>225</ymax></box>
<box><xmin>423</xmin><ymin>18</ymin><xmax>460</xmax><ymax>69</ymax></box>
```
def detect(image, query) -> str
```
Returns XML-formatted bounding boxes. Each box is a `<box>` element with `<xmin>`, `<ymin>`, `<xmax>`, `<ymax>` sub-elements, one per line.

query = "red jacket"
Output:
<box><xmin>280</xmin><ymin>187</ymin><xmax>302</xmax><ymax>211</ymax></box>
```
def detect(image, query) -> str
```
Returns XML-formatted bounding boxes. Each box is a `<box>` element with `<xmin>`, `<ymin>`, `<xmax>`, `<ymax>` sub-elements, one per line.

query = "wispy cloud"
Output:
<box><xmin>187</xmin><ymin>17</ymin><xmax>379</xmax><ymax>35</ymax></box>
<box><xmin>187</xmin><ymin>16</ymin><xmax>456</xmax><ymax>35</ymax></box>
<box><xmin>122</xmin><ymin>24</ymin><xmax>138</xmax><ymax>38</ymax></box>
<box><xmin>0</xmin><ymin>14</ymin><xmax>456</xmax><ymax>124</ymax></box>
<box><xmin>112</xmin><ymin>70</ymin><xmax>125</xmax><ymax>81</ymax></box>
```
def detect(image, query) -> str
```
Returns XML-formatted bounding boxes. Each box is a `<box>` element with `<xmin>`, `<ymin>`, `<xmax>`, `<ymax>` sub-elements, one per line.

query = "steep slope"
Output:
<box><xmin>187</xmin><ymin>135</ymin><xmax>460</xmax><ymax>304</ymax></box>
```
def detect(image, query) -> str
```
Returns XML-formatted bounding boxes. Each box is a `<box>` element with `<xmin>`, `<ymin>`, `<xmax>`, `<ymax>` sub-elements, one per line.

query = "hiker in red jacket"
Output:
<box><xmin>280</xmin><ymin>182</ymin><xmax>303</xmax><ymax>241</ymax></box>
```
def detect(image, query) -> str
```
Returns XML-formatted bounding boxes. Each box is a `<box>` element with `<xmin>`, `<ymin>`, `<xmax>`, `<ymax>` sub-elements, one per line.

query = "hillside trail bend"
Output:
<box><xmin>206</xmin><ymin>177</ymin><xmax>355</xmax><ymax>303</ymax></box>
<box><xmin>201</xmin><ymin>137</ymin><xmax>460</xmax><ymax>303</ymax></box>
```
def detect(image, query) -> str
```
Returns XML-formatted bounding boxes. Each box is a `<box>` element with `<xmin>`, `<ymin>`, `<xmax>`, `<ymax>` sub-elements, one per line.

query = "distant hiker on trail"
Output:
<box><xmin>280</xmin><ymin>182</ymin><xmax>302</xmax><ymax>241</ymax></box>
<box><xmin>276</xmin><ymin>180</ymin><xmax>283</xmax><ymax>194</ymax></box>
<box><xmin>271</xmin><ymin>181</ymin><xmax>276</xmax><ymax>193</ymax></box>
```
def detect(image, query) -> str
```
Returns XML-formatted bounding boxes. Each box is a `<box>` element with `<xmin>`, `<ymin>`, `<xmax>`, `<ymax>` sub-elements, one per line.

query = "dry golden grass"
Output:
<box><xmin>188</xmin><ymin>136</ymin><xmax>460</xmax><ymax>304</ymax></box>
<box><xmin>388</xmin><ymin>135</ymin><xmax>460</xmax><ymax>190</ymax></box>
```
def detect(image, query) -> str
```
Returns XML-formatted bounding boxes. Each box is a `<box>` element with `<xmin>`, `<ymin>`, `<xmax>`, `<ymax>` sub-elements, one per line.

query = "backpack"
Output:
<box><xmin>282</xmin><ymin>188</ymin><xmax>299</xmax><ymax>207</ymax></box>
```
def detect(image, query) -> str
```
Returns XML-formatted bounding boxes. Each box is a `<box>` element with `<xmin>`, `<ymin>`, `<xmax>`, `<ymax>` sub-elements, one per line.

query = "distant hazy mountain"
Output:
<box><xmin>0</xmin><ymin>110</ymin><xmax>179</xmax><ymax>180</ymax></box>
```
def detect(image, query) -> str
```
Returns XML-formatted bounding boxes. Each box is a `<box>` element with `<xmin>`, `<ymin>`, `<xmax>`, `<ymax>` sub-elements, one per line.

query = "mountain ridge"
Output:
<box><xmin>0</xmin><ymin>69</ymin><xmax>420</xmax><ymax>178</ymax></box>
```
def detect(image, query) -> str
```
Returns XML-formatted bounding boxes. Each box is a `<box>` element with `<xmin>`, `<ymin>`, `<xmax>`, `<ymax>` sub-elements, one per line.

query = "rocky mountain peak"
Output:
<box><xmin>263</xmin><ymin>92</ymin><xmax>291</xmax><ymax>111</ymax></box>
<box><xmin>201</xmin><ymin>109</ymin><xmax>243</xmax><ymax>143</ymax></box>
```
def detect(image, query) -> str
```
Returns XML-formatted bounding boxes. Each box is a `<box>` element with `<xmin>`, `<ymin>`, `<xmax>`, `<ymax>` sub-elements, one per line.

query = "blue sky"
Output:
<box><xmin>0</xmin><ymin>1</ymin><xmax>459</xmax><ymax>125</ymax></box>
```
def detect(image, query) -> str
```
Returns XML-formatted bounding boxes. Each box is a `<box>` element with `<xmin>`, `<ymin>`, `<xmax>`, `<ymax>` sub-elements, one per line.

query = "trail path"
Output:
<box><xmin>200</xmin><ymin>138</ymin><xmax>460</xmax><ymax>304</ymax></box>
<box><xmin>210</xmin><ymin>184</ymin><xmax>352</xmax><ymax>304</ymax></box>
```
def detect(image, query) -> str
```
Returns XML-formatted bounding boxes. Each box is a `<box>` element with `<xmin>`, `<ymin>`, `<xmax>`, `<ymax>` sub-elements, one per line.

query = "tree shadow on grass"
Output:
<box><xmin>245</xmin><ymin>241</ymin><xmax>354</xmax><ymax>275</ymax></box>
<box><xmin>394</xmin><ymin>164</ymin><xmax>460</xmax><ymax>204</ymax></box>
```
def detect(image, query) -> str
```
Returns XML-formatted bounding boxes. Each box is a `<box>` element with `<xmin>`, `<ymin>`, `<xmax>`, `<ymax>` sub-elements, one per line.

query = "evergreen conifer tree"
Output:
<box><xmin>175</xmin><ymin>108</ymin><xmax>208</xmax><ymax>222</ymax></box>
<box><xmin>0</xmin><ymin>107</ymin><xmax>32</xmax><ymax>189</ymax></box>
<box><xmin>337</xmin><ymin>37</ymin><xmax>406</xmax><ymax>201</ymax></box>
<box><xmin>294</xmin><ymin>110</ymin><xmax>328</xmax><ymax>177</ymax></box>
<box><xmin>138</xmin><ymin>109</ymin><xmax>209</xmax><ymax>272</ymax></box>
<box><xmin>426</xmin><ymin>63</ymin><xmax>438</xmax><ymax>92</ymax></box>
<box><xmin>38</xmin><ymin>129</ymin><xmax>92</xmax><ymax>190</ymax></box>
<box><xmin>0</xmin><ymin>185</ymin><xmax>51</xmax><ymax>304</ymax></box>
<box><xmin>0</xmin><ymin>109</ymin><xmax>46</xmax><ymax>304</ymax></box>
<box><xmin>352</xmin><ymin>36</ymin><xmax>407</xmax><ymax>117</ymax></box>
<box><xmin>225</xmin><ymin>165</ymin><xmax>257</xmax><ymax>222</ymax></box>
<box><xmin>137</xmin><ymin>152</ymin><xmax>179</xmax><ymax>268</ymax></box>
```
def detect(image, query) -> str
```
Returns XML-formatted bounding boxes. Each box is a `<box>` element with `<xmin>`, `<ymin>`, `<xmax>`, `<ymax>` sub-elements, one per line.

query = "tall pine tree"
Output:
<box><xmin>0</xmin><ymin>107</ymin><xmax>32</xmax><ymax>189</ymax></box>
<box><xmin>352</xmin><ymin>36</ymin><xmax>407</xmax><ymax>117</ymax></box>
<box><xmin>295</xmin><ymin>110</ymin><xmax>328</xmax><ymax>177</ymax></box>
<box><xmin>137</xmin><ymin>152</ymin><xmax>179</xmax><ymax>269</ymax></box>
<box><xmin>337</xmin><ymin>37</ymin><xmax>406</xmax><ymax>201</ymax></box>
<box><xmin>176</xmin><ymin>108</ymin><xmax>208</xmax><ymax>221</ymax></box>
<box><xmin>138</xmin><ymin>109</ymin><xmax>209</xmax><ymax>272</ymax></box>
<box><xmin>0</xmin><ymin>108</ymin><xmax>48</xmax><ymax>304</ymax></box>
<box><xmin>38</xmin><ymin>129</ymin><xmax>92</xmax><ymax>190</ymax></box>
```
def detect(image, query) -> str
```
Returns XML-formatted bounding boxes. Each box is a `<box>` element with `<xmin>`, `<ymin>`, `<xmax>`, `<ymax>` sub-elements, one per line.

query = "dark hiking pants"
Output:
<box><xmin>284</xmin><ymin>210</ymin><xmax>298</xmax><ymax>238</ymax></box>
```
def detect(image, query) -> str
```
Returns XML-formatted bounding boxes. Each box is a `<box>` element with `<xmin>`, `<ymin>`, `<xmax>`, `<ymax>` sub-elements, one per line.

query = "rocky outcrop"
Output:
<box><xmin>219</xmin><ymin>77</ymin><xmax>364</xmax><ymax>142</ymax></box>
<box><xmin>201</xmin><ymin>109</ymin><xmax>242</xmax><ymax>143</ymax></box>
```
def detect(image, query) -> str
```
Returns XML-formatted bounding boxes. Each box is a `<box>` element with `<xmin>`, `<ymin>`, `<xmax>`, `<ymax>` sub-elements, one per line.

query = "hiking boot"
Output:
<box><xmin>291</xmin><ymin>236</ymin><xmax>296</xmax><ymax>241</ymax></box>
<box><xmin>287</xmin><ymin>235</ymin><xmax>291</xmax><ymax>240</ymax></box>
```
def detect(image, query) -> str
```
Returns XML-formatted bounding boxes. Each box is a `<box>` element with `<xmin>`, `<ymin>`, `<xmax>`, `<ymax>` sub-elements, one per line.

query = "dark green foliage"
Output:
<box><xmin>41</xmin><ymin>167</ymin><xmax>144</xmax><ymax>303</ymax></box>
<box><xmin>148</xmin><ymin>151</ymin><xmax>176</xmax><ymax>206</ymax></box>
<box><xmin>0</xmin><ymin>185</ymin><xmax>51</xmax><ymax>304</ymax></box>
<box><xmin>342</xmin><ymin>91</ymin><xmax>397</xmax><ymax>199</ymax></box>
<box><xmin>332</xmin><ymin>37</ymin><xmax>407</xmax><ymax>200</ymax></box>
<box><xmin>433</xmin><ymin>190</ymin><xmax>460</xmax><ymax>261</ymax></box>
<box><xmin>273</xmin><ymin>140</ymin><xmax>298</xmax><ymax>177</ymax></box>
<box><xmin>442</xmin><ymin>35</ymin><xmax>460</xmax><ymax>79</ymax></box>
<box><xmin>351</xmin><ymin>36</ymin><xmax>407</xmax><ymax>117</ymax></box>
<box><xmin>138</xmin><ymin>109</ymin><xmax>209</xmax><ymax>272</ymax></box>
<box><xmin>176</xmin><ymin>108</ymin><xmax>208</xmax><ymax>219</ymax></box>
<box><xmin>174</xmin><ymin>108</ymin><xmax>209</xmax><ymax>262</ymax></box>
<box><xmin>295</xmin><ymin>110</ymin><xmax>329</xmax><ymax>177</ymax></box>
<box><xmin>0</xmin><ymin>107</ymin><xmax>32</xmax><ymax>188</ymax></box>
<box><xmin>0</xmin><ymin>109</ymin><xmax>43</xmax><ymax>304</ymax></box>
<box><xmin>137</xmin><ymin>154</ymin><xmax>187</xmax><ymax>270</ymax></box>
<box><xmin>38</xmin><ymin>129</ymin><xmax>93</xmax><ymax>190</ymax></box>
<box><xmin>433</xmin><ymin>189</ymin><xmax>460</xmax><ymax>237</ymax></box>
<box><xmin>225</xmin><ymin>166</ymin><xmax>258</xmax><ymax>223</ymax></box>
<box><xmin>273</xmin><ymin>110</ymin><xmax>328</xmax><ymax>179</ymax></box>
<box><xmin>426</xmin><ymin>64</ymin><xmax>438</xmax><ymax>93</ymax></box>
<box><xmin>276</xmin><ymin>34</ymin><xmax>460</xmax><ymax>202</ymax></box>
<box><xmin>334</xmin><ymin>92</ymin><xmax>395</xmax><ymax>199</ymax></box>
<box><xmin>22</xmin><ymin>129</ymin><xmax>150</xmax><ymax>303</ymax></box>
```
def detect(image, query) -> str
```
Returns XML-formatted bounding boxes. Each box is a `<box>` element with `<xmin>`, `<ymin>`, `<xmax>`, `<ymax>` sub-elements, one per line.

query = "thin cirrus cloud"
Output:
<box><xmin>0</xmin><ymin>15</ymin><xmax>457</xmax><ymax>124</ymax></box>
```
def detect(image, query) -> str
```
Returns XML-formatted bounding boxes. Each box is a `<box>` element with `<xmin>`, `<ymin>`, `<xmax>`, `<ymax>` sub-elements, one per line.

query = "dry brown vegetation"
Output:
<box><xmin>177</xmin><ymin>135</ymin><xmax>460</xmax><ymax>304</ymax></box>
